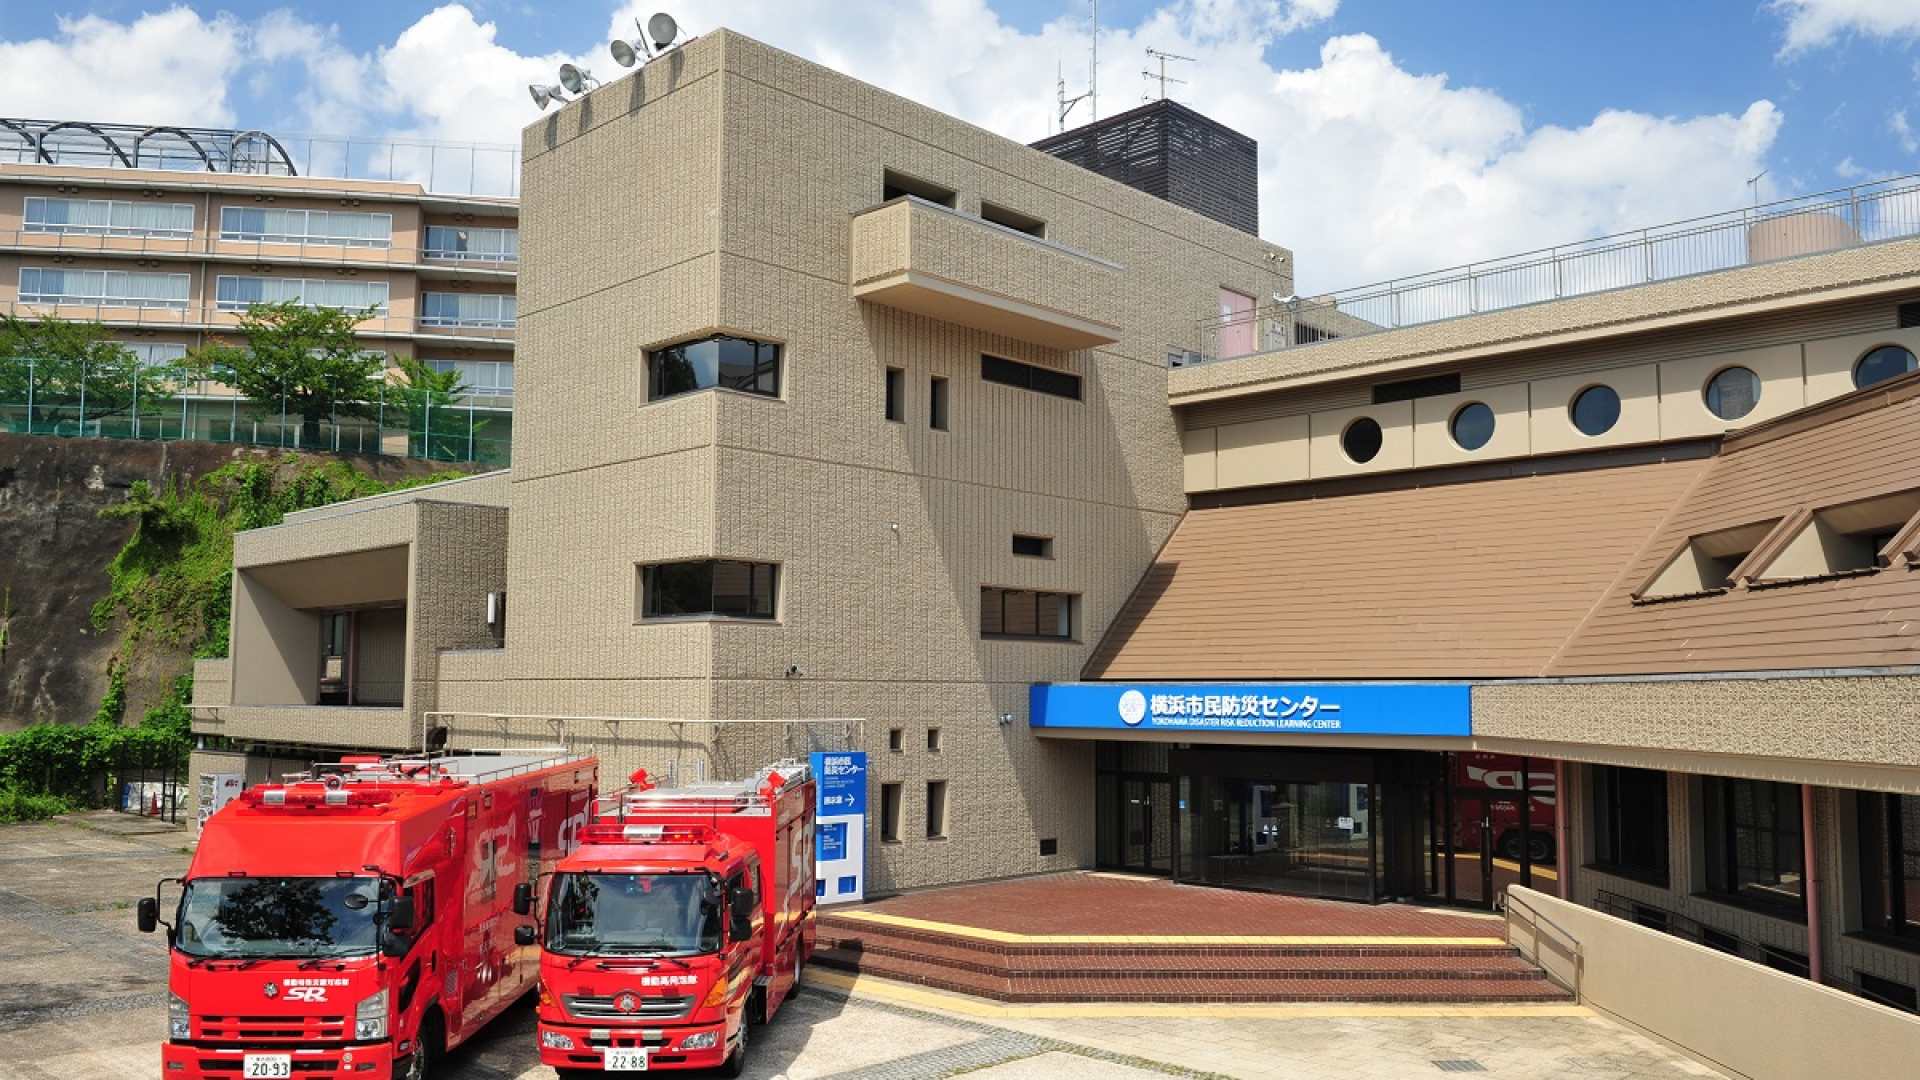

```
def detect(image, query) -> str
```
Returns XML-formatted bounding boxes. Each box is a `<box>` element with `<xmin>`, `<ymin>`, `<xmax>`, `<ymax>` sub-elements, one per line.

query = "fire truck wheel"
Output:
<box><xmin>1526</xmin><ymin>831</ymin><xmax>1556</xmax><ymax>865</ymax></box>
<box><xmin>718</xmin><ymin>1019</ymin><xmax>747</xmax><ymax>1079</ymax></box>
<box><xmin>400</xmin><ymin>1011</ymin><xmax>443</xmax><ymax>1080</ymax></box>
<box><xmin>1497</xmin><ymin>831</ymin><xmax>1523</xmax><ymax>861</ymax></box>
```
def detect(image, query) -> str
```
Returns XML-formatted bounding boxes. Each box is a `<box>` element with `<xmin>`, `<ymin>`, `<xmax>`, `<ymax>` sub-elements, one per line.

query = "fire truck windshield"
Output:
<box><xmin>175</xmin><ymin>877</ymin><xmax>389</xmax><ymax>959</ymax></box>
<box><xmin>546</xmin><ymin>872</ymin><xmax>721</xmax><ymax>956</ymax></box>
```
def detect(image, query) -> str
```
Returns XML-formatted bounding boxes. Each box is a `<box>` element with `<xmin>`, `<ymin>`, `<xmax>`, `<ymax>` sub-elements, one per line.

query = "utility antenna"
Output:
<box><xmin>1057</xmin><ymin>62</ymin><xmax>1091</xmax><ymax>134</ymax></box>
<box><xmin>1052</xmin><ymin>1</ymin><xmax>1102</xmax><ymax>134</ymax></box>
<box><xmin>1143</xmin><ymin>48</ymin><xmax>1194</xmax><ymax>102</ymax></box>
<box><xmin>1747</xmin><ymin>169</ymin><xmax>1767</xmax><ymax>208</ymax></box>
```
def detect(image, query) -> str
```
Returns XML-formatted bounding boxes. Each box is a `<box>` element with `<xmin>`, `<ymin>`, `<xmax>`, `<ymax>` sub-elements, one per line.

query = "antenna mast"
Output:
<box><xmin>1052</xmin><ymin>1</ymin><xmax>1102</xmax><ymax>134</ymax></box>
<box><xmin>1143</xmin><ymin>48</ymin><xmax>1194</xmax><ymax>102</ymax></box>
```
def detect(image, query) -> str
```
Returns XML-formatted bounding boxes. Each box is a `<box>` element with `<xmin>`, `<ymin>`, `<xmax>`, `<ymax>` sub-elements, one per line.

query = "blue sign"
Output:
<box><xmin>1029</xmin><ymin>682</ymin><xmax>1470</xmax><ymax>736</ymax></box>
<box><xmin>809</xmin><ymin>751</ymin><xmax>867</xmax><ymax>905</ymax></box>
<box><xmin>817</xmin><ymin>821</ymin><xmax>846</xmax><ymax>861</ymax></box>
<box><xmin>812</xmin><ymin>752</ymin><xmax>867</xmax><ymax>815</ymax></box>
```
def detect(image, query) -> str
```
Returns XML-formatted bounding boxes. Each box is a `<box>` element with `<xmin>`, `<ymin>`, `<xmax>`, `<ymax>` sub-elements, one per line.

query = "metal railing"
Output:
<box><xmin>0</xmin><ymin>354</ymin><xmax>513</xmax><ymax>465</ymax></box>
<box><xmin>1504</xmin><ymin>888</ymin><xmax>1583</xmax><ymax>998</ymax></box>
<box><xmin>1197</xmin><ymin>173</ymin><xmax>1920</xmax><ymax>362</ymax></box>
<box><xmin>0</xmin><ymin>229</ymin><xmax>518</xmax><ymax>270</ymax></box>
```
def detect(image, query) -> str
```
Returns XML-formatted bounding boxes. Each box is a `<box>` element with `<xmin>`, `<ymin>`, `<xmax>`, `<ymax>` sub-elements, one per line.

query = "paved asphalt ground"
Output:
<box><xmin>0</xmin><ymin>812</ymin><xmax>1724</xmax><ymax>1080</ymax></box>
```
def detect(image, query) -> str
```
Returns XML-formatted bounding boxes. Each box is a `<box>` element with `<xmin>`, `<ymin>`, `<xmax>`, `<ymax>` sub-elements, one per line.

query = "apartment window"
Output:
<box><xmin>926</xmin><ymin>727</ymin><xmax>943</xmax><ymax>752</ymax></box>
<box><xmin>926</xmin><ymin>781</ymin><xmax>949</xmax><ymax>839</ymax></box>
<box><xmin>980</xmin><ymin>201</ymin><xmax>1045</xmax><ymax>237</ymax></box>
<box><xmin>1637</xmin><ymin>520</ymin><xmax>1778</xmax><ymax>600</ymax></box>
<box><xmin>220</xmin><ymin>207</ymin><xmax>392</xmax><ymax>247</ymax></box>
<box><xmin>1704</xmin><ymin>366</ymin><xmax>1761</xmax><ymax>421</ymax></box>
<box><xmin>1702</xmin><ymin>777</ymin><xmax>1804</xmax><ymax>916</ymax></box>
<box><xmin>981</xmin><ymin>354</ymin><xmax>1081</xmax><ymax>400</ymax></box>
<box><xmin>1570</xmin><ymin>384</ymin><xmax>1621</xmax><ymax>437</ymax></box>
<box><xmin>1755</xmin><ymin>490</ymin><xmax>1920</xmax><ymax>582</ymax></box>
<box><xmin>639</xmin><ymin>560</ymin><xmax>777</xmax><ymax>619</ymax></box>
<box><xmin>884</xmin><ymin>367</ymin><xmax>905</xmax><ymax>422</ymax></box>
<box><xmin>648</xmin><ymin>334</ymin><xmax>781</xmax><ymax>401</ymax></box>
<box><xmin>1592</xmin><ymin>766</ymin><xmax>1669</xmax><ymax>885</ymax></box>
<box><xmin>423</xmin><ymin>359</ymin><xmax>514</xmax><ymax>396</ymax></box>
<box><xmin>879</xmin><ymin>783</ymin><xmax>903</xmax><ymax>842</ymax></box>
<box><xmin>1011</xmin><ymin>534</ymin><xmax>1053</xmax><ymax>558</ymax></box>
<box><xmin>122</xmin><ymin>342</ymin><xmax>190</xmax><ymax>368</ymax></box>
<box><xmin>881</xmin><ymin>169</ymin><xmax>956</xmax><ymax>208</ymax></box>
<box><xmin>1854</xmin><ymin>345</ymin><xmax>1917</xmax><ymax>390</ymax></box>
<box><xmin>215</xmin><ymin>275</ymin><xmax>389</xmax><ymax>314</ymax></box>
<box><xmin>980</xmin><ymin>587</ymin><xmax>1075</xmax><ymax>639</ymax></box>
<box><xmin>420</xmin><ymin>292</ymin><xmax>515</xmax><ymax>329</ymax></box>
<box><xmin>20</xmin><ymin>268</ymin><xmax>189</xmax><ymax>309</ymax></box>
<box><xmin>1450</xmin><ymin>402</ymin><xmax>1495</xmax><ymax>451</ymax></box>
<box><xmin>1859</xmin><ymin>792</ymin><xmax>1920</xmax><ymax>944</ymax></box>
<box><xmin>1341</xmin><ymin>417</ymin><xmax>1383</xmax><ymax>463</ymax></box>
<box><xmin>929</xmin><ymin>376</ymin><xmax>949</xmax><ymax>430</ymax></box>
<box><xmin>24</xmin><ymin>196</ymin><xmax>193</xmax><ymax>238</ymax></box>
<box><xmin>423</xmin><ymin>224</ymin><xmax>519</xmax><ymax>263</ymax></box>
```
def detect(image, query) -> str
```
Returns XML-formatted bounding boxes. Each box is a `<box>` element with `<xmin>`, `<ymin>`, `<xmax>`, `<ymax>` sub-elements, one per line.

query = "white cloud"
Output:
<box><xmin>1892</xmin><ymin>108</ymin><xmax>1918</xmax><ymax>154</ymax></box>
<box><xmin>0</xmin><ymin>8</ymin><xmax>246</xmax><ymax>128</ymax></box>
<box><xmin>1772</xmin><ymin>0</ymin><xmax>1920</xmax><ymax>53</ymax></box>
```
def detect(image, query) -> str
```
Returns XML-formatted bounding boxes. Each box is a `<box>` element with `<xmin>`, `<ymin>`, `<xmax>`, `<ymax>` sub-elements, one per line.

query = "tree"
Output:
<box><xmin>192</xmin><ymin>301</ymin><xmax>386</xmax><ymax>448</ymax></box>
<box><xmin>388</xmin><ymin>357</ymin><xmax>478</xmax><ymax>460</ymax></box>
<box><xmin>0</xmin><ymin>314</ymin><xmax>170</xmax><ymax>432</ymax></box>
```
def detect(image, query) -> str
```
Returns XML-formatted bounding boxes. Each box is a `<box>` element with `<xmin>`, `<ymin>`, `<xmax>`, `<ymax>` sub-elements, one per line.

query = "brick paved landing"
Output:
<box><xmin>814</xmin><ymin>873</ymin><xmax>1572</xmax><ymax>1004</ymax></box>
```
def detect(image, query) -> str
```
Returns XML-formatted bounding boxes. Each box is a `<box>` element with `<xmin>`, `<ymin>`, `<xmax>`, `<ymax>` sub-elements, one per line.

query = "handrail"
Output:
<box><xmin>1505</xmin><ymin>888</ymin><xmax>1583</xmax><ymax>999</ymax></box>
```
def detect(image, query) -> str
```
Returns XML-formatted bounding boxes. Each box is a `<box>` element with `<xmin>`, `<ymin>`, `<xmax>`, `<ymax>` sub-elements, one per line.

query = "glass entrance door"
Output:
<box><xmin>1438</xmin><ymin>793</ymin><xmax>1496</xmax><ymax>908</ymax></box>
<box><xmin>1120</xmin><ymin>778</ymin><xmax>1173</xmax><ymax>874</ymax></box>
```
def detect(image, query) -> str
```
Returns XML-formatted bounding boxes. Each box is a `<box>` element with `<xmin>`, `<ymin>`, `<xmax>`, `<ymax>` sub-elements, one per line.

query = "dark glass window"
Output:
<box><xmin>1860</xmin><ymin>792</ymin><xmax>1920</xmax><ymax>944</ymax></box>
<box><xmin>1011</xmin><ymin>534</ymin><xmax>1052</xmax><ymax>558</ymax></box>
<box><xmin>641</xmin><ymin>560</ymin><xmax>776</xmax><ymax>619</ymax></box>
<box><xmin>980</xmin><ymin>587</ymin><xmax>1075</xmax><ymax>639</ymax></box>
<box><xmin>1703</xmin><ymin>777</ymin><xmax>1804</xmax><ymax>916</ymax></box>
<box><xmin>1593</xmin><ymin>766</ymin><xmax>1669</xmax><ymax>884</ymax></box>
<box><xmin>647</xmin><ymin>335</ymin><xmax>781</xmax><ymax>401</ymax></box>
<box><xmin>1570</xmin><ymin>385</ymin><xmax>1621</xmax><ymax>437</ymax></box>
<box><xmin>884</xmin><ymin>367</ymin><xmax>904</xmax><ymax>422</ymax></box>
<box><xmin>1449</xmin><ymin>402</ymin><xmax>1495</xmax><ymax>451</ymax></box>
<box><xmin>1341</xmin><ymin>417</ymin><xmax>1383</xmax><ymax>463</ymax></box>
<box><xmin>1704</xmin><ymin>366</ymin><xmax>1761</xmax><ymax>421</ymax></box>
<box><xmin>929</xmin><ymin>376</ymin><xmax>949</xmax><ymax>430</ymax></box>
<box><xmin>879</xmin><ymin>783</ymin><xmax>903</xmax><ymax>842</ymax></box>
<box><xmin>981</xmin><ymin>354</ymin><xmax>1081</xmax><ymax>400</ymax></box>
<box><xmin>1854</xmin><ymin>345</ymin><xmax>1918</xmax><ymax>389</ymax></box>
<box><xmin>1372</xmin><ymin>372</ymin><xmax>1460</xmax><ymax>404</ymax></box>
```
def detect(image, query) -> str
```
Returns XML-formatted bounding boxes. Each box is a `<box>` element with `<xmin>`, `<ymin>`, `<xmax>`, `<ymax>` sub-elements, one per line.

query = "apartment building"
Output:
<box><xmin>0</xmin><ymin>119</ymin><xmax>519</xmax><ymax>457</ymax></box>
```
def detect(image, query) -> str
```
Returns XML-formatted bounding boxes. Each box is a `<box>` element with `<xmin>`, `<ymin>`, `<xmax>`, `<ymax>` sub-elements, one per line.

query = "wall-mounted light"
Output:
<box><xmin>558</xmin><ymin>64</ymin><xmax>598</xmax><ymax>94</ymax></box>
<box><xmin>611</xmin><ymin>12</ymin><xmax>682</xmax><ymax>67</ymax></box>
<box><xmin>529</xmin><ymin>84</ymin><xmax>570</xmax><ymax>110</ymax></box>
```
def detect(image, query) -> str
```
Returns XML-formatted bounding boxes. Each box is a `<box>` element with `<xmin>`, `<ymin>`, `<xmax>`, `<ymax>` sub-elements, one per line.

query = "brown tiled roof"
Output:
<box><xmin>1084</xmin><ymin>456</ymin><xmax>1711</xmax><ymax>681</ymax></box>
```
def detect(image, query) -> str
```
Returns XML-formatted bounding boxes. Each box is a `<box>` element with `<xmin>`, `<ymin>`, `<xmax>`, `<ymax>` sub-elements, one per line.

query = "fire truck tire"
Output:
<box><xmin>400</xmin><ymin>1010</ymin><xmax>443</xmax><ymax>1080</ymax></box>
<box><xmin>718</xmin><ymin>1018</ymin><xmax>747</xmax><ymax>1078</ymax></box>
<box><xmin>1526</xmin><ymin>831</ymin><xmax>1556</xmax><ymax>865</ymax></box>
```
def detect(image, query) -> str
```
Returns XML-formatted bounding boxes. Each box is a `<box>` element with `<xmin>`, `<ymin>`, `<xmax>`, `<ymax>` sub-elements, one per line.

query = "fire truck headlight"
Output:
<box><xmin>540</xmin><ymin>1030</ymin><xmax>576</xmax><ymax>1051</ymax></box>
<box><xmin>353</xmin><ymin>988</ymin><xmax>389</xmax><ymax>1041</ymax></box>
<box><xmin>678</xmin><ymin>1031</ymin><xmax>719</xmax><ymax>1051</ymax></box>
<box><xmin>168</xmin><ymin>992</ymin><xmax>191</xmax><ymax>1040</ymax></box>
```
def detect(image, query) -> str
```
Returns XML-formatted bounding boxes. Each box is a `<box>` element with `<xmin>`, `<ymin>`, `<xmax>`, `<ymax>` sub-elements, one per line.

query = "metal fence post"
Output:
<box><xmin>25</xmin><ymin>354</ymin><xmax>34</xmax><ymax>434</ymax></box>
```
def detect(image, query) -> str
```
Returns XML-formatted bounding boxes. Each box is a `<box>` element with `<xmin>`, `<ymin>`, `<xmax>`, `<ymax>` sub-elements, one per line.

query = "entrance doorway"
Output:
<box><xmin>1426</xmin><ymin>753</ymin><xmax>1558</xmax><ymax>910</ymax></box>
<box><xmin>1119</xmin><ymin>778</ymin><xmax>1173</xmax><ymax>874</ymax></box>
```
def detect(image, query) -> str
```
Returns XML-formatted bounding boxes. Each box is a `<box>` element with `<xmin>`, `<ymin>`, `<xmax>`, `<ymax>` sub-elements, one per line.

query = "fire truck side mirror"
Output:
<box><xmin>136</xmin><ymin>897</ymin><xmax>158</xmax><ymax>934</ymax></box>
<box><xmin>512</xmin><ymin>882</ymin><xmax>533</xmax><ymax>916</ymax></box>
<box><xmin>727</xmin><ymin>886</ymin><xmax>757</xmax><ymax>941</ymax></box>
<box><xmin>514</xmin><ymin>925</ymin><xmax>537</xmax><ymax>947</ymax></box>
<box><xmin>388</xmin><ymin>896</ymin><xmax>416</xmax><ymax>931</ymax></box>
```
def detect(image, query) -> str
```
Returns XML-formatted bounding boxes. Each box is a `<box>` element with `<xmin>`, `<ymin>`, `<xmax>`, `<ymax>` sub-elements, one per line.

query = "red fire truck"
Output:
<box><xmin>136</xmin><ymin>751</ymin><xmax>597</xmax><ymax>1080</ymax></box>
<box><xmin>1454</xmin><ymin>752</ymin><xmax>1558</xmax><ymax>863</ymax></box>
<box><xmin>519</xmin><ymin>761</ymin><xmax>816</xmax><ymax>1077</ymax></box>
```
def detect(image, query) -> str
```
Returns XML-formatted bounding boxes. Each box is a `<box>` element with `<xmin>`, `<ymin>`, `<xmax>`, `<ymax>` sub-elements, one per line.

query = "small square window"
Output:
<box><xmin>887</xmin><ymin>728</ymin><xmax>903</xmax><ymax>752</ymax></box>
<box><xmin>884</xmin><ymin>367</ymin><xmax>905</xmax><ymax>422</ymax></box>
<box><xmin>879</xmin><ymin>783</ymin><xmax>903</xmax><ymax>842</ymax></box>
<box><xmin>980</xmin><ymin>202</ymin><xmax>1045</xmax><ymax>238</ymax></box>
<box><xmin>1012</xmin><ymin>534</ymin><xmax>1052</xmax><ymax>558</ymax></box>
<box><xmin>930</xmin><ymin>376</ymin><xmax>949</xmax><ymax>430</ymax></box>
<box><xmin>926</xmin><ymin>780</ymin><xmax>949</xmax><ymax>839</ymax></box>
<box><xmin>926</xmin><ymin>727</ymin><xmax>943</xmax><ymax>752</ymax></box>
<box><xmin>883</xmin><ymin>170</ymin><xmax>956</xmax><ymax>208</ymax></box>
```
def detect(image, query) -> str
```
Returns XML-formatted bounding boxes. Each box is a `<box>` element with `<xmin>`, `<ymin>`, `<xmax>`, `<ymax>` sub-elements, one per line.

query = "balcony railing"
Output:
<box><xmin>0</xmin><ymin>354</ymin><xmax>512</xmax><ymax>465</ymax></box>
<box><xmin>1196</xmin><ymin>173</ymin><xmax>1920</xmax><ymax>362</ymax></box>
<box><xmin>0</xmin><ymin>228</ymin><xmax>517</xmax><ymax>271</ymax></box>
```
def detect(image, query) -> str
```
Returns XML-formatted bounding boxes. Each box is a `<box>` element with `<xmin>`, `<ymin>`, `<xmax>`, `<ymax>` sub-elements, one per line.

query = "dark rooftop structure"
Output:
<box><xmin>1032</xmin><ymin>99</ymin><xmax>1258</xmax><ymax>236</ymax></box>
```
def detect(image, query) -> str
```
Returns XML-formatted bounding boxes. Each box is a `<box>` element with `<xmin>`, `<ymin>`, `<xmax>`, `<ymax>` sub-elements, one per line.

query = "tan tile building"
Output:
<box><xmin>189</xmin><ymin>27</ymin><xmax>1920</xmax><ymax>1025</ymax></box>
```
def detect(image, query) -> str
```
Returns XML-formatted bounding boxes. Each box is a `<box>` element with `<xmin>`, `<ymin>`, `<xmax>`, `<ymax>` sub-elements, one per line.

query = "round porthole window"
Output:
<box><xmin>1342</xmin><ymin>416</ymin><xmax>1383</xmax><ymax>464</ymax></box>
<box><xmin>1569</xmin><ymin>385</ymin><xmax>1621</xmax><ymax>438</ymax></box>
<box><xmin>1449</xmin><ymin>402</ymin><xmax>1495</xmax><ymax>451</ymax></box>
<box><xmin>1854</xmin><ymin>345</ymin><xmax>1918</xmax><ymax>390</ymax></box>
<box><xmin>1703</xmin><ymin>366</ymin><xmax>1760</xmax><ymax>421</ymax></box>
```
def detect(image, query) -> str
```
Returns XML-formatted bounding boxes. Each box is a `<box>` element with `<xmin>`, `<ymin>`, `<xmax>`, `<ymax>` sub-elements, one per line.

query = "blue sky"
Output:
<box><xmin>2</xmin><ymin>1</ymin><xmax>1916</xmax><ymax>291</ymax></box>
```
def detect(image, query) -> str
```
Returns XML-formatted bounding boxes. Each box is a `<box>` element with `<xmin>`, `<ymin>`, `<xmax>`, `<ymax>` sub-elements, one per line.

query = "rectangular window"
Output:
<box><xmin>981</xmin><ymin>354</ymin><xmax>1081</xmax><ymax>400</ymax></box>
<box><xmin>423</xmin><ymin>224</ymin><xmax>519</xmax><ymax>263</ymax></box>
<box><xmin>215</xmin><ymin>275</ymin><xmax>389</xmax><ymax>314</ymax></box>
<box><xmin>884</xmin><ymin>367</ymin><xmax>904</xmax><ymax>422</ymax></box>
<box><xmin>887</xmin><ymin>728</ymin><xmax>903</xmax><ymax>752</ymax></box>
<box><xmin>980</xmin><ymin>202</ymin><xmax>1045</xmax><ymax>237</ymax></box>
<box><xmin>1860</xmin><ymin>791</ymin><xmax>1920</xmax><ymax>944</ymax></box>
<box><xmin>1593</xmin><ymin>766</ymin><xmax>1669</xmax><ymax>885</ymax></box>
<box><xmin>1011</xmin><ymin>534</ymin><xmax>1053</xmax><ymax>558</ymax></box>
<box><xmin>423</xmin><ymin>358</ymin><xmax>514</xmax><ymax>396</ymax></box>
<box><xmin>220</xmin><ymin>207</ymin><xmax>393</xmax><ymax>247</ymax></box>
<box><xmin>929</xmin><ymin>376</ymin><xmax>949</xmax><ymax>430</ymax></box>
<box><xmin>121</xmin><ymin>342</ymin><xmax>190</xmax><ymax>368</ymax></box>
<box><xmin>20</xmin><ymin>268</ymin><xmax>190</xmax><ymax>309</ymax></box>
<box><xmin>419</xmin><ymin>292</ymin><xmax>515</xmax><ymax>329</ymax></box>
<box><xmin>24</xmin><ymin>197</ymin><xmax>193</xmax><ymax>238</ymax></box>
<box><xmin>1372</xmin><ymin>373</ymin><xmax>1461</xmax><ymax>404</ymax></box>
<box><xmin>1702</xmin><ymin>777</ymin><xmax>1804</xmax><ymax>916</ymax></box>
<box><xmin>926</xmin><ymin>781</ymin><xmax>949</xmax><ymax>839</ymax></box>
<box><xmin>980</xmin><ymin>587</ymin><xmax>1076</xmax><ymax>639</ymax></box>
<box><xmin>639</xmin><ymin>560</ymin><xmax>777</xmax><ymax>619</ymax></box>
<box><xmin>881</xmin><ymin>169</ymin><xmax>956</xmax><ymax>208</ymax></box>
<box><xmin>879</xmin><ymin>783</ymin><xmax>903</xmax><ymax>842</ymax></box>
<box><xmin>648</xmin><ymin>334</ymin><xmax>781</xmax><ymax>401</ymax></box>
<box><xmin>926</xmin><ymin>727</ymin><xmax>943</xmax><ymax>752</ymax></box>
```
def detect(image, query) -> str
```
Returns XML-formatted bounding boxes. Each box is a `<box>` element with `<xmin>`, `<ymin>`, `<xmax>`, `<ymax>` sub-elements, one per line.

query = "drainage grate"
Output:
<box><xmin>1433</xmin><ymin>1063</ymin><xmax>1488</xmax><ymax>1074</ymax></box>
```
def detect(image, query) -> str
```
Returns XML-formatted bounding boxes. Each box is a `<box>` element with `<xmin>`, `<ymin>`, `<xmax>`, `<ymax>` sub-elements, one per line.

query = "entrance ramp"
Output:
<box><xmin>814</xmin><ymin>873</ymin><xmax>1570</xmax><ymax>1004</ymax></box>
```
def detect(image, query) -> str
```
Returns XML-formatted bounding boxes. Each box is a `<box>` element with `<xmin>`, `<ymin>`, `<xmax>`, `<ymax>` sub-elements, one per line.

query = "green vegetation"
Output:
<box><xmin>0</xmin><ymin>313</ymin><xmax>171</xmax><ymax>430</ymax></box>
<box><xmin>0</xmin><ymin>455</ymin><xmax>463</xmax><ymax>823</ymax></box>
<box><xmin>192</xmin><ymin>301</ymin><xmax>388</xmax><ymax>447</ymax></box>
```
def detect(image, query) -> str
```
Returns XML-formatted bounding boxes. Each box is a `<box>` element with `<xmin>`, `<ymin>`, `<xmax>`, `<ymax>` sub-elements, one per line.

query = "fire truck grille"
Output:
<box><xmin>564</xmin><ymin>994</ymin><xmax>695</xmax><ymax>1020</ymax></box>
<box><xmin>198</xmin><ymin>1016</ymin><xmax>349</xmax><ymax>1042</ymax></box>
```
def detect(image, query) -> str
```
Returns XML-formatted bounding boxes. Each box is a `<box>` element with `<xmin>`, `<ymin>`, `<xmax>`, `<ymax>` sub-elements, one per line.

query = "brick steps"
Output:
<box><xmin>815</xmin><ymin>914</ymin><xmax>1572</xmax><ymax>1005</ymax></box>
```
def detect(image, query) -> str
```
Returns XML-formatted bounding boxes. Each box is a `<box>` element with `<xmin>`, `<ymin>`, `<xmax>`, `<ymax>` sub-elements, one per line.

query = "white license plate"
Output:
<box><xmin>241</xmin><ymin>1054</ymin><xmax>292</xmax><ymax>1079</ymax></box>
<box><xmin>604</xmin><ymin>1046</ymin><xmax>649</xmax><ymax>1071</ymax></box>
